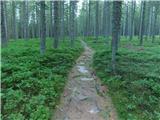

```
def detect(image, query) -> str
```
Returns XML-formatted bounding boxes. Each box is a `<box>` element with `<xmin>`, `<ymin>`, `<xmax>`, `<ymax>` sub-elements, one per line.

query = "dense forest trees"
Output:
<box><xmin>1</xmin><ymin>1</ymin><xmax>160</xmax><ymax>65</ymax></box>
<box><xmin>1</xmin><ymin>0</ymin><xmax>160</xmax><ymax>71</ymax></box>
<box><xmin>1</xmin><ymin>1</ymin><xmax>160</xmax><ymax>44</ymax></box>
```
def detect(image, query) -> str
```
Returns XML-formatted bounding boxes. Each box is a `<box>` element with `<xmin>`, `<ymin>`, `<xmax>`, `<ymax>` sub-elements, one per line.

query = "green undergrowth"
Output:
<box><xmin>85</xmin><ymin>36</ymin><xmax>160</xmax><ymax>120</ymax></box>
<box><xmin>1</xmin><ymin>38</ymin><xmax>83</xmax><ymax>120</ymax></box>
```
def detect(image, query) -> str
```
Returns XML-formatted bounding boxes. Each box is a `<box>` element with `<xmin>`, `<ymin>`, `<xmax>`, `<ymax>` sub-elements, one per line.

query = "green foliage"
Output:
<box><xmin>85</xmin><ymin>36</ymin><xmax>160</xmax><ymax>120</ymax></box>
<box><xmin>6</xmin><ymin>113</ymin><xmax>25</xmax><ymax>120</ymax></box>
<box><xmin>1</xmin><ymin>38</ymin><xmax>83</xmax><ymax>119</ymax></box>
<box><xmin>29</xmin><ymin>105</ymin><xmax>50</xmax><ymax>120</ymax></box>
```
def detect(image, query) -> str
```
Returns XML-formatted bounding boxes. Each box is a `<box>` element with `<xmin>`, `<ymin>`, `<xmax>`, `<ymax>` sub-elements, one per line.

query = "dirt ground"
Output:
<box><xmin>52</xmin><ymin>41</ymin><xmax>118</xmax><ymax>120</ymax></box>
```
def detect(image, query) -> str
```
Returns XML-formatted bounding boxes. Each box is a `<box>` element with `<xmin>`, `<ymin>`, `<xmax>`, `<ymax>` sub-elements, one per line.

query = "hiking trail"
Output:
<box><xmin>52</xmin><ymin>41</ymin><xmax>117</xmax><ymax>120</ymax></box>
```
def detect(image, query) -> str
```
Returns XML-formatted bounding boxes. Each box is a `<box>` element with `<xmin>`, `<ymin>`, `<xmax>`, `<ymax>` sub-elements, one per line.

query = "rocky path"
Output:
<box><xmin>52</xmin><ymin>41</ymin><xmax>117</xmax><ymax>120</ymax></box>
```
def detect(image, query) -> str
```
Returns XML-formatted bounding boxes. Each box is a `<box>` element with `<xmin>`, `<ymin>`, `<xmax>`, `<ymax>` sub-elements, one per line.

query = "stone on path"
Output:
<box><xmin>80</xmin><ymin>77</ymin><xmax>93</xmax><ymax>81</ymax></box>
<box><xmin>77</xmin><ymin>65</ymin><xmax>88</xmax><ymax>73</ymax></box>
<box><xmin>89</xmin><ymin>106</ymin><xmax>101</xmax><ymax>114</ymax></box>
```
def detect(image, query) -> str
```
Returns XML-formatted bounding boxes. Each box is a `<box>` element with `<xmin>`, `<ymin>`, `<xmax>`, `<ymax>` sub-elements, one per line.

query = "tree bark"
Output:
<box><xmin>40</xmin><ymin>1</ymin><xmax>46</xmax><ymax>54</ymax></box>
<box><xmin>60</xmin><ymin>1</ymin><xmax>65</xmax><ymax>40</ymax></box>
<box><xmin>23</xmin><ymin>1</ymin><xmax>29</xmax><ymax>40</ymax></box>
<box><xmin>124</xmin><ymin>3</ymin><xmax>128</xmax><ymax>37</ymax></box>
<box><xmin>69</xmin><ymin>1</ymin><xmax>76</xmax><ymax>47</ymax></box>
<box><xmin>139</xmin><ymin>1</ymin><xmax>146</xmax><ymax>45</ymax></box>
<box><xmin>1</xmin><ymin>1</ymin><xmax>8</xmax><ymax>47</ymax></box>
<box><xmin>152</xmin><ymin>4</ymin><xmax>159</xmax><ymax>43</ymax></box>
<box><xmin>53</xmin><ymin>1</ymin><xmax>59</xmax><ymax>48</ymax></box>
<box><xmin>112</xmin><ymin>1</ymin><xmax>122</xmax><ymax>73</ymax></box>
<box><xmin>95</xmin><ymin>1</ymin><xmax>99</xmax><ymax>42</ymax></box>
<box><xmin>129</xmin><ymin>1</ymin><xmax>136</xmax><ymax>40</ymax></box>
<box><xmin>12</xmin><ymin>1</ymin><xmax>17</xmax><ymax>39</ymax></box>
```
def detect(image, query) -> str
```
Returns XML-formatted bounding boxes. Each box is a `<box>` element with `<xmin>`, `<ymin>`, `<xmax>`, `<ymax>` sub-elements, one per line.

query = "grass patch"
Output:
<box><xmin>1</xmin><ymin>38</ymin><xmax>83</xmax><ymax>120</ymax></box>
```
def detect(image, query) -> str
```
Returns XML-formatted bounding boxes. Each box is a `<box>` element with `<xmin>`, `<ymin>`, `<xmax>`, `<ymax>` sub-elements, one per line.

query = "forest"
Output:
<box><xmin>1</xmin><ymin>0</ymin><xmax>160</xmax><ymax>120</ymax></box>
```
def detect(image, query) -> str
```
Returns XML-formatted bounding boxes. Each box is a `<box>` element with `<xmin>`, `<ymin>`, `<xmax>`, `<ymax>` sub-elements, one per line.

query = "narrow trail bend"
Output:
<box><xmin>52</xmin><ymin>41</ymin><xmax>117</xmax><ymax>120</ymax></box>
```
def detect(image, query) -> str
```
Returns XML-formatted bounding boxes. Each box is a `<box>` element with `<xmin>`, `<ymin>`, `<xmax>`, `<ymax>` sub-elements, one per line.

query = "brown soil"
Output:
<box><xmin>52</xmin><ymin>41</ymin><xmax>118</xmax><ymax>120</ymax></box>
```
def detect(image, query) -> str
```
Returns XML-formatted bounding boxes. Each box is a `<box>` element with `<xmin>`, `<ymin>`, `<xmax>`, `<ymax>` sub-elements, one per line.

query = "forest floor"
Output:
<box><xmin>52</xmin><ymin>41</ymin><xmax>117</xmax><ymax>120</ymax></box>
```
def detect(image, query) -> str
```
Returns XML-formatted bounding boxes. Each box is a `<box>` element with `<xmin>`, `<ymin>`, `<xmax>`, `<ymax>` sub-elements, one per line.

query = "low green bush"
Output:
<box><xmin>1</xmin><ymin>38</ymin><xmax>83</xmax><ymax>119</ymax></box>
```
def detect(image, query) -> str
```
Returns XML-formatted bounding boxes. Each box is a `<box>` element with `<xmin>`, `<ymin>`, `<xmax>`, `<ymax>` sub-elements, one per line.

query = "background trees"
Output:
<box><xmin>40</xmin><ymin>1</ymin><xmax>46</xmax><ymax>54</ymax></box>
<box><xmin>1</xmin><ymin>1</ymin><xmax>160</xmax><ymax>49</ymax></box>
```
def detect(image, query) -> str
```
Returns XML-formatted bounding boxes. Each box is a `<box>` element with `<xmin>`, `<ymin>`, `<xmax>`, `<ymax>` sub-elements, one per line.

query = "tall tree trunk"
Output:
<box><xmin>152</xmin><ymin>5</ymin><xmax>159</xmax><ymax>43</ymax></box>
<box><xmin>103</xmin><ymin>1</ymin><xmax>107</xmax><ymax>37</ymax></box>
<box><xmin>103</xmin><ymin>1</ymin><xmax>111</xmax><ymax>39</ymax></box>
<box><xmin>112</xmin><ymin>1</ymin><xmax>122</xmax><ymax>73</ymax></box>
<box><xmin>40</xmin><ymin>1</ymin><xmax>46</xmax><ymax>54</ymax></box>
<box><xmin>53</xmin><ymin>1</ymin><xmax>59</xmax><ymax>48</ymax></box>
<box><xmin>20</xmin><ymin>2</ymin><xmax>24</xmax><ymax>38</ymax></box>
<box><xmin>129</xmin><ymin>1</ymin><xmax>136</xmax><ymax>40</ymax></box>
<box><xmin>139</xmin><ymin>1</ymin><xmax>146</xmax><ymax>45</ymax></box>
<box><xmin>4</xmin><ymin>1</ymin><xmax>8</xmax><ymax>41</ymax></box>
<box><xmin>148</xmin><ymin>4</ymin><xmax>153</xmax><ymax>39</ymax></box>
<box><xmin>1</xmin><ymin>1</ymin><xmax>8</xmax><ymax>47</ymax></box>
<box><xmin>124</xmin><ymin>3</ymin><xmax>128</xmax><ymax>37</ymax></box>
<box><xmin>12</xmin><ymin>1</ymin><xmax>17</xmax><ymax>39</ymax></box>
<box><xmin>95</xmin><ymin>1</ymin><xmax>99</xmax><ymax>42</ymax></box>
<box><xmin>70</xmin><ymin>1</ymin><xmax>76</xmax><ymax>47</ymax></box>
<box><xmin>85</xmin><ymin>1</ymin><xmax>88</xmax><ymax>36</ymax></box>
<box><xmin>88</xmin><ymin>0</ymin><xmax>91</xmax><ymax>36</ymax></box>
<box><xmin>23</xmin><ymin>1</ymin><xmax>29</xmax><ymax>40</ymax></box>
<box><xmin>36</xmin><ymin>2</ymin><xmax>40</xmax><ymax>38</ymax></box>
<box><xmin>50</xmin><ymin>1</ymin><xmax>53</xmax><ymax>37</ymax></box>
<box><xmin>60</xmin><ymin>1</ymin><xmax>65</xmax><ymax>40</ymax></box>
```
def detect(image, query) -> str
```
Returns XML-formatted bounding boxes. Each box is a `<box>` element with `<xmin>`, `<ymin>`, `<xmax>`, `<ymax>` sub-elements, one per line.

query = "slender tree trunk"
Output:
<box><xmin>95</xmin><ymin>1</ymin><xmax>99</xmax><ymax>42</ymax></box>
<box><xmin>138</xmin><ymin>2</ymin><xmax>143</xmax><ymax>39</ymax></box>
<box><xmin>4</xmin><ymin>1</ymin><xmax>8</xmax><ymax>41</ymax></box>
<box><xmin>53</xmin><ymin>1</ymin><xmax>59</xmax><ymax>48</ymax></box>
<box><xmin>31</xmin><ymin>12</ymin><xmax>35</xmax><ymax>38</ymax></box>
<box><xmin>106</xmin><ymin>2</ymin><xmax>111</xmax><ymax>37</ymax></box>
<box><xmin>112</xmin><ymin>1</ymin><xmax>122</xmax><ymax>73</ymax></box>
<box><xmin>1</xmin><ymin>1</ymin><xmax>8</xmax><ymax>47</ymax></box>
<box><xmin>139</xmin><ymin>1</ymin><xmax>146</xmax><ymax>45</ymax></box>
<box><xmin>124</xmin><ymin>3</ymin><xmax>128</xmax><ymax>37</ymax></box>
<box><xmin>85</xmin><ymin>1</ymin><xmax>88</xmax><ymax>36</ymax></box>
<box><xmin>70</xmin><ymin>1</ymin><xmax>76</xmax><ymax>47</ymax></box>
<box><xmin>88</xmin><ymin>0</ymin><xmax>91</xmax><ymax>36</ymax></box>
<box><xmin>129</xmin><ymin>1</ymin><xmax>136</xmax><ymax>40</ymax></box>
<box><xmin>152</xmin><ymin>5</ymin><xmax>159</xmax><ymax>43</ymax></box>
<box><xmin>40</xmin><ymin>1</ymin><xmax>46</xmax><ymax>54</ymax></box>
<box><xmin>36</xmin><ymin>2</ymin><xmax>40</xmax><ymax>38</ymax></box>
<box><xmin>60</xmin><ymin>1</ymin><xmax>65</xmax><ymax>41</ymax></box>
<box><xmin>103</xmin><ymin>1</ymin><xmax>107</xmax><ymax>37</ymax></box>
<box><xmin>103</xmin><ymin>1</ymin><xmax>111</xmax><ymax>39</ymax></box>
<box><xmin>50</xmin><ymin>1</ymin><xmax>53</xmax><ymax>37</ymax></box>
<box><xmin>12</xmin><ymin>1</ymin><xmax>17</xmax><ymax>39</ymax></box>
<box><xmin>23</xmin><ymin>1</ymin><xmax>28</xmax><ymax>40</ymax></box>
<box><xmin>20</xmin><ymin>2</ymin><xmax>23</xmax><ymax>38</ymax></box>
<box><xmin>148</xmin><ymin>5</ymin><xmax>153</xmax><ymax>39</ymax></box>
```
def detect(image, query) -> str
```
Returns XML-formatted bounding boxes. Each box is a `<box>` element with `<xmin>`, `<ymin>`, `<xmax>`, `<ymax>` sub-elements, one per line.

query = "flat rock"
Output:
<box><xmin>77</xmin><ymin>65</ymin><xmax>88</xmax><ymax>73</ymax></box>
<box><xmin>89</xmin><ymin>106</ymin><xmax>101</xmax><ymax>114</ymax></box>
<box><xmin>80</xmin><ymin>77</ymin><xmax>94</xmax><ymax>81</ymax></box>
